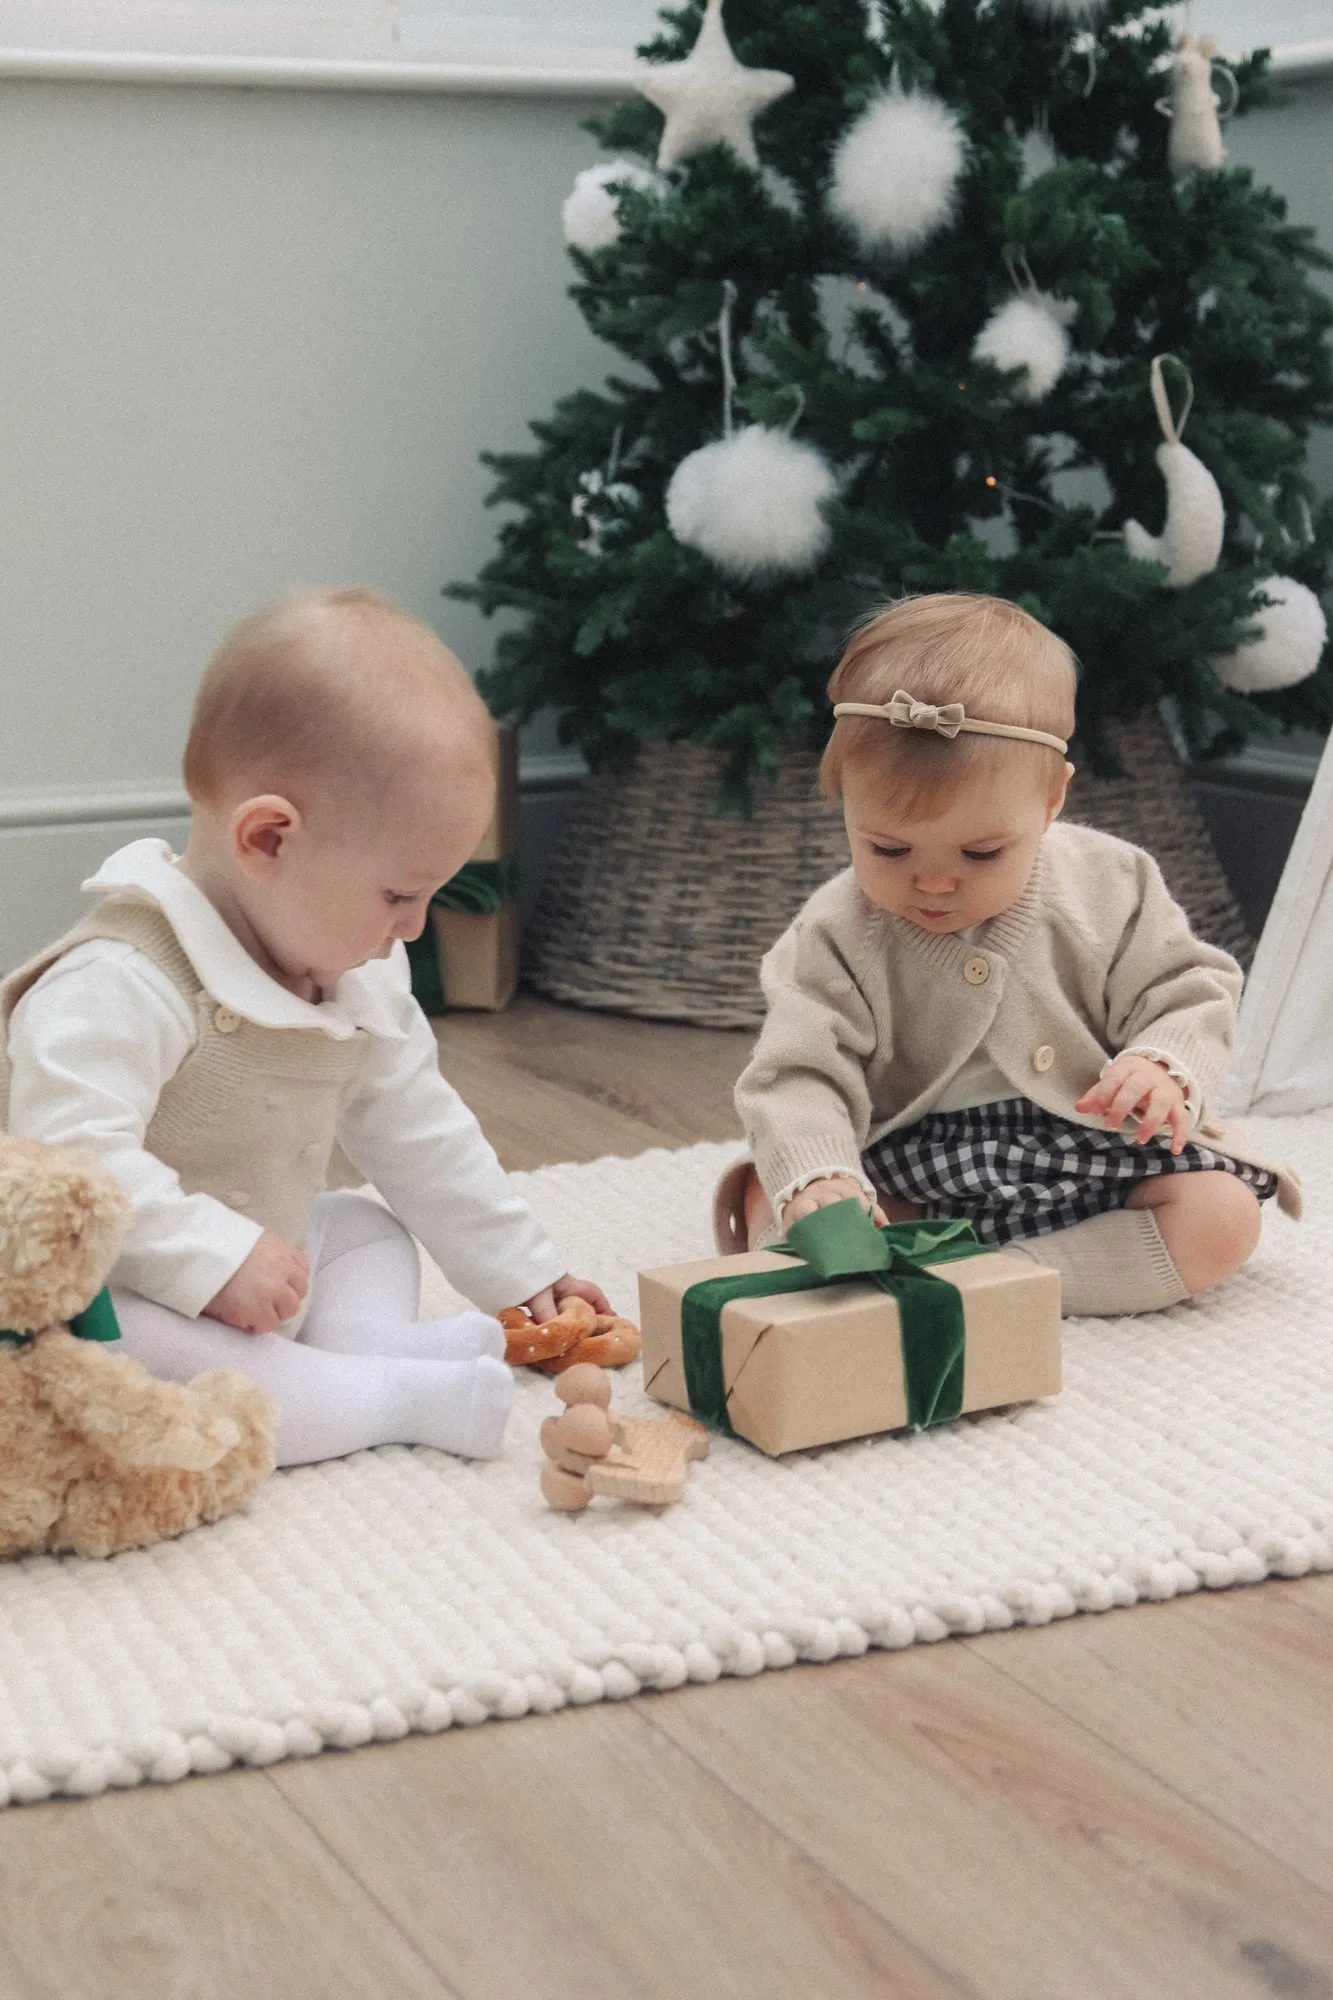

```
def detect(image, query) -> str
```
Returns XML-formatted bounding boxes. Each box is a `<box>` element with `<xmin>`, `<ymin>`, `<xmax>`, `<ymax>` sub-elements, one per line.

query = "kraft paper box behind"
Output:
<box><xmin>428</xmin><ymin>723</ymin><xmax>519</xmax><ymax>1011</ymax></box>
<box><xmin>638</xmin><ymin>1248</ymin><xmax>1062</xmax><ymax>1456</ymax></box>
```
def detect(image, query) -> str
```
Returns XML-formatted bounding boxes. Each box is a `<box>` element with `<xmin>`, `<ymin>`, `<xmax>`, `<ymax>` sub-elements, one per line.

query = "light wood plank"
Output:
<box><xmin>643</xmin><ymin>1645</ymin><xmax>1333</xmax><ymax>2000</ymax></box>
<box><xmin>435</xmin><ymin>994</ymin><xmax>746</xmax><ymax>1168</ymax></box>
<box><xmin>0</xmin><ymin>1767</ymin><xmax>451</xmax><ymax>2000</ymax></box>
<box><xmin>962</xmin><ymin>1576</ymin><xmax>1333</xmax><ymax>1898</ymax></box>
<box><xmin>271</xmin><ymin>1701</ymin><xmax>961</xmax><ymax>2000</ymax></box>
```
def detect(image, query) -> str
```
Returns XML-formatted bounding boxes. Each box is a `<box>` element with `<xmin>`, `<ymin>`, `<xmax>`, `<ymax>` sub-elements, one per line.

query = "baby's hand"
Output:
<box><xmin>204</xmin><ymin>1231</ymin><xmax>311</xmax><ymax>1334</ymax></box>
<box><xmin>781</xmin><ymin>1175</ymin><xmax>889</xmax><ymax>1230</ymax></box>
<box><xmin>1075</xmin><ymin>1055</ymin><xmax>1190</xmax><ymax>1155</ymax></box>
<box><xmin>523</xmin><ymin>1273</ymin><xmax>612</xmax><ymax>1325</ymax></box>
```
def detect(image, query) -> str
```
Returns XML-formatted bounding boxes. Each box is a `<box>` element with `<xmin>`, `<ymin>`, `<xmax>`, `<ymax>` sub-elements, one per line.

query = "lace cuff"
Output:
<box><xmin>772</xmin><ymin>1164</ymin><xmax>879</xmax><ymax>1213</ymax></box>
<box><xmin>1102</xmin><ymin>1046</ymin><xmax>1201</xmax><ymax>1126</ymax></box>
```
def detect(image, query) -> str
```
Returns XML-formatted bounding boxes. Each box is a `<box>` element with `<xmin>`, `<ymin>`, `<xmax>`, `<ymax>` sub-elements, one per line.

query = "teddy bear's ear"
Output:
<box><xmin>0</xmin><ymin>1137</ymin><xmax>128</xmax><ymax>1330</ymax></box>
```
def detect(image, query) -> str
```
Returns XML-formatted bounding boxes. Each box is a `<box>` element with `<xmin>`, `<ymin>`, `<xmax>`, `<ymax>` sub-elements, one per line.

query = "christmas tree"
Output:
<box><xmin>450</xmin><ymin>0</ymin><xmax>1333</xmax><ymax>802</ymax></box>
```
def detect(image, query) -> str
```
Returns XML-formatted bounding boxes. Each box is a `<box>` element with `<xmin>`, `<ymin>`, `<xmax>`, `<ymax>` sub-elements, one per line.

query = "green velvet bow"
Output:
<box><xmin>679</xmin><ymin>1201</ymin><xmax>992</xmax><ymax>1439</ymax></box>
<box><xmin>1</xmin><ymin>1284</ymin><xmax>122</xmax><ymax>1351</ymax></box>
<box><xmin>406</xmin><ymin>857</ymin><xmax>520</xmax><ymax>1012</ymax></box>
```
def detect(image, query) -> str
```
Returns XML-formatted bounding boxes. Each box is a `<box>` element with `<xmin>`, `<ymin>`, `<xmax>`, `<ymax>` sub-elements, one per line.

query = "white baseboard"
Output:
<box><xmin>0</xmin><ymin>759</ymin><xmax>588</xmax><ymax>973</ymax></box>
<box><xmin>0</xmin><ymin>812</ymin><xmax>192</xmax><ymax>971</ymax></box>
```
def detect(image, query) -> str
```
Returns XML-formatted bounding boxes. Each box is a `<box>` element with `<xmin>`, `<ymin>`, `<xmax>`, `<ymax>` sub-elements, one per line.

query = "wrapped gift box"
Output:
<box><xmin>639</xmin><ymin>1205</ymin><xmax>1061</xmax><ymax>1457</ymax></box>
<box><xmin>410</xmin><ymin>724</ymin><xmax>520</xmax><ymax>1013</ymax></box>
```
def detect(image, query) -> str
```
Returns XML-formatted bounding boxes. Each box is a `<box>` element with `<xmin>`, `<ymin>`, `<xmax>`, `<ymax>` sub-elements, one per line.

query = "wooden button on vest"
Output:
<box><xmin>214</xmin><ymin>1005</ymin><xmax>242</xmax><ymax>1034</ymax></box>
<box><xmin>963</xmin><ymin>955</ymin><xmax>990</xmax><ymax>986</ymax></box>
<box><xmin>1033</xmin><ymin>1044</ymin><xmax>1055</xmax><ymax>1073</ymax></box>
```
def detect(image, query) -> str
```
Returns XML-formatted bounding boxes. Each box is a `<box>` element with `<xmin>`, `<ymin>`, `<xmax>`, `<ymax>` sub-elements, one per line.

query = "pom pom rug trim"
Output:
<box><xmin>1</xmin><ymin>1115</ymin><xmax>1329</xmax><ymax>1807</ymax></box>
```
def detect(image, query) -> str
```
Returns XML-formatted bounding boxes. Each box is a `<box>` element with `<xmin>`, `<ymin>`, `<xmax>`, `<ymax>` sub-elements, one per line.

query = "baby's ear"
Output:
<box><xmin>231</xmin><ymin>795</ymin><xmax>301</xmax><ymax>876</ymax></box>
<box><xmin>1046</xmin><ymin>760</ymin><xmax>1075</xmax><ymax>826</ymax></box>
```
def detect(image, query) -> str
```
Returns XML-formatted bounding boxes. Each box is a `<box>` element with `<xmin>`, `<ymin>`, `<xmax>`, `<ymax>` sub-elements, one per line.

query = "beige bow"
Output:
<box><xmin>885</xmin><ymin>690</ymin><xmax>967</xmax><ymax>738</ymax></box>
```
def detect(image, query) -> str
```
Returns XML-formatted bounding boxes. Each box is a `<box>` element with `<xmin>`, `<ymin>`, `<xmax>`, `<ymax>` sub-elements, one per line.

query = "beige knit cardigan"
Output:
<box><xmin>735</xmin><ymin>821</ymin><xmax>1299</xmax><ymax>1217</ymax></box>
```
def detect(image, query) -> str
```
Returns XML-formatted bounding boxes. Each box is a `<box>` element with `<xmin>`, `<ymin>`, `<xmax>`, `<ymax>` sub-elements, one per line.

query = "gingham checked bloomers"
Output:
<box><xmin>861</xmin><ymin>1097</ymin><xmax>1280</xmax><ymax>1245</ymax></box>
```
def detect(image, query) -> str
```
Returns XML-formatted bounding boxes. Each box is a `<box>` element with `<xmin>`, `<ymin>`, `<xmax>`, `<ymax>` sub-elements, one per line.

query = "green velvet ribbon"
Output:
<box><xmin>1</xmin><ymin>1284</ymin><xmax>121</xmax><ymax>1351</ymax></box>
<box><xmin>679</xmin><ymin>1201</ymin><xmax>992</xmax><ymax>1438</ymax></box>
<box><xmin>406</xmin><ymin>857</ymin><xmax>521</xmax><ymax>1013</ymax></box>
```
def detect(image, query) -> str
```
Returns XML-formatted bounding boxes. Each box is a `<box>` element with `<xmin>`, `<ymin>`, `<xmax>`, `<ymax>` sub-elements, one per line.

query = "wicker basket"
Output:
<box><xmin>525</xmin><ymin>713</ymin><xmax>1251</xmax><ymax>1028</ymax></box>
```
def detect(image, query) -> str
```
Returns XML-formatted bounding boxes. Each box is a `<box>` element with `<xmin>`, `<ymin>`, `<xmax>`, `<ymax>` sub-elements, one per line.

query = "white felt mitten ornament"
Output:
<box><xmin>829</xmin><ymin>86</ymin><xmax>965</xmax><ymax>256</ymax></box>
<box><xmin>972</xmin><ymin>288</ymin><xmax>1077</xmax><ymax>402</ymax></box>
<box><xmin>1211</xmin><ymin>577</ymin><xmax>1327</xmax><ymax>693</ymax></box>
<box><xmin>636</xmin><ymin>0</ymin><xmax>793</xmax><ymax>172</ymax></box>
<box><xmin>1156</xmin><ymin>35</ymin><xmax>1236</xmax><ymax>176</ymax></box>
<box><xmin>562</xmin><ymin>160</ymin><xmax>662</xmax><ymax>253</ymax></box>
<box><xmin>667</xmin><ymin>426</ymin><xmax>836</xmax><ymax>581</ymax></box>
<box><xmin>1123</xmin><ymin>355</ymin><xmax>1224</xmax><ymax>588</ymax></box>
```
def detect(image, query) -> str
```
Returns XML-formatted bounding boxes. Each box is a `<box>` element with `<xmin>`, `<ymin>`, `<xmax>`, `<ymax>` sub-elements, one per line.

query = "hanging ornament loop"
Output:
<box><xmin>1149</xmin><ymin>353</ymin><xmax>1194</xmax><ymax>446</ymax></box>
<box><xmin>717</xmin><ymin>279</ymin><xmax>739</xmax><ymax>439</ymax></box>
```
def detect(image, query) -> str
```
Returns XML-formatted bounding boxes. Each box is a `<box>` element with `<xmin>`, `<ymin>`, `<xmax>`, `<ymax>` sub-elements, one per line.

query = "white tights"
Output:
<box><xmin>110</xmin><ymin>1193</ymin><xmax>513</xmax><ymax>1467</ymax></box>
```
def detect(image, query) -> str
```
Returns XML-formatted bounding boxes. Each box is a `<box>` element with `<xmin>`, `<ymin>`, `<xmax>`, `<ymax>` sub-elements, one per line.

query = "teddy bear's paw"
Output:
<box><xmin>153</xmin><ymin>1415</ymin><xmax>242</xmax><ymax>1472</ymax></box>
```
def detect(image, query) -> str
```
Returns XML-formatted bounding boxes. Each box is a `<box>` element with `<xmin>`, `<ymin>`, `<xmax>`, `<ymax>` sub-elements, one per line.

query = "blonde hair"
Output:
<box><xmin>184</xmin><ymin>588</ymin><xmax>490</xmax><ymax>816</ymax></box>
<box><xmin>820</xmin><ymin>593</ymin><xmax>1077</xmax><ymax>817</ymax></box>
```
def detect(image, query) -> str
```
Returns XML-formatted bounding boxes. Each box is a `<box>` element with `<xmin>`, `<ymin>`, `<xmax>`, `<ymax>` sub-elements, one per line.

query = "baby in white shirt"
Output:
<box><xmin>1</xmin><ymin>588</ymin><xmax>609</xmax><ymax>1465</ymax></box>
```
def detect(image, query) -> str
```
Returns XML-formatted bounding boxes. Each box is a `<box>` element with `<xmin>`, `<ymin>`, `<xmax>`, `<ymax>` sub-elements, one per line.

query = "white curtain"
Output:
<box><xmin>1227</xmin><ymin>731</ymin><xmax>1333</xmax><ymax>1116</ymax></box>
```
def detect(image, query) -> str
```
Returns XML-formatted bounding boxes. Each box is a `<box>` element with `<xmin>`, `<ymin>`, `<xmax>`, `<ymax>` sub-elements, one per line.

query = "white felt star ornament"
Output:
<box><xmin>637</xmin><ymin>0</ymin><xmax>794</xmax><ymax>172</ymax></box>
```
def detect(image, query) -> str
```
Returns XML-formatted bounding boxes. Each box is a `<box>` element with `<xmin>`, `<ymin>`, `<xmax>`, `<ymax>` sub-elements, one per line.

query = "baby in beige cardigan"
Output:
<box><xmin>729</xmin><ymin>593</ymin><xmax>1292</xmax><ymax>1317</ymax></box>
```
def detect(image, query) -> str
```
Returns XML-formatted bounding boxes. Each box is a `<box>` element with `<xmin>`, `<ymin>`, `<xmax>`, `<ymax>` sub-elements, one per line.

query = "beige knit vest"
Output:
<box><xmin>1</xmin><ymin>900</ymin><xmax>374</xmax><ymax>1282</ymax></box>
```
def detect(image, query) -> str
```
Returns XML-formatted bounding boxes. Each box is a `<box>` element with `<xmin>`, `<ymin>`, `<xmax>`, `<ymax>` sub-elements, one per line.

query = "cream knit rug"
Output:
<box><xmin>2</xmin><ymin>1113</ymin><xmax>1330</xmax><ymax>1809</ymax></box>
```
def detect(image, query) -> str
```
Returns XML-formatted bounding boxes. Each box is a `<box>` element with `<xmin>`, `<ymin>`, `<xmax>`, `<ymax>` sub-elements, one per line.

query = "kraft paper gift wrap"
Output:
<box><xmin>409</xmin><ymin>725</ymin><xmax>520</xmax><ymax>1013</ymax></box>
<box><xmin>638</xmin><ymin>1204</ymin><xmax>1062</xmax><ymax>1457</ymax></box>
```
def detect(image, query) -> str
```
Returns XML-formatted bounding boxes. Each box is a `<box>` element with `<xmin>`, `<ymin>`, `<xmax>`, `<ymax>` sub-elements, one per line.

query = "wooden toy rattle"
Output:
<box><xmin>499</xmin><ymin>1296</ymin><xmax>641</xmax><ymax>1374</ymax></box>
<box><xmin>539</xmin><ymin>1364</ymin><xmax>708</xmax><ymax>1511</ymax></box>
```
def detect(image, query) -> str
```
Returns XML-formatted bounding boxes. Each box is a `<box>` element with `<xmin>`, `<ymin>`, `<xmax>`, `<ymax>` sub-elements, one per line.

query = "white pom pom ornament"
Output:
<box><xmin>829</xmin><ymin>87</ymin><xmax>965</xmax><ymax>256</ymax></box>
<box><xmin>665</xmin><ymin>283</ymin><xmax>838</xmax><ymax>581</ymax></box>
<box><xmin>667</xmin><ymin>426</ymin><xmax>836</xmax><ymax>581</ymax></box>
<box><xmin>1211</xmin><ymin>576</ymin><xmax>1327</xmax><ymax>693</ymax></box>
<box><xmin>972</xmin><ymin>286</ymin><xmax>1077</xmax><ymax>402</ymax></box>
<box><xmin>562</xmin><ymin>159</ymin><xmax>662</xmax><ymax>253</ymax></box>
<box><xmin>1123</xmin><ymin>356</ymin><xmax>1224</xmax><ymax>588</ymax></box>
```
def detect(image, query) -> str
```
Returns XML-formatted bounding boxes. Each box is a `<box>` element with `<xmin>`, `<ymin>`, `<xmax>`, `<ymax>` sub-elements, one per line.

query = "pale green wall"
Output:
<box><xmin>1228</xmin><ymin>76</ymin><xmax>1333</xmax><ymax>497</ymax></box>
<box><xmin>0</xmin><ymin>78</ymin><xmax>610</xmax><ymax>805</ymax></box>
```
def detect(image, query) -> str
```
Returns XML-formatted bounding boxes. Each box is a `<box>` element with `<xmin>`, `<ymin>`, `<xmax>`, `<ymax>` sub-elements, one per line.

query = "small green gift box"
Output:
<box><xmin>639</xmin><ymin>1203</ymin><xmax>1062</xmax><ymax>1456</ymax></box>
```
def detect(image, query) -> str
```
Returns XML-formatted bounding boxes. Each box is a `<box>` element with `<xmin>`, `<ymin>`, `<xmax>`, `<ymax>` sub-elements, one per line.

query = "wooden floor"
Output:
<box><xmin>3</xmin><ymin>994</ymin><xmax>1331</xmax><ymax>2000</ymax></box>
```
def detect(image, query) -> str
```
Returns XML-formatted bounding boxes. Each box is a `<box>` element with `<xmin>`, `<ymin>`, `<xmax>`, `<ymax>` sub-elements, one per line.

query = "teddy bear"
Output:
<box><xmin>0</xmin><ymin>1133</ymin><xmax>278</xmax><ymax>1560</ymax></box>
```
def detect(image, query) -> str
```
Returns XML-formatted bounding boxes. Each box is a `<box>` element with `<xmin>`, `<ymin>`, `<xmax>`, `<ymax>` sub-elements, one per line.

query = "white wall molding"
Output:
<box><xmin>1274</xmin><ymin>40</ymin><xmax>1333</xmax><ymax>82</ymax></box>
<box><xmin>0</xmin><ymin>754</ymin><xmax>585</xmax><ymax>835</ymax></box>
<box><xmin>0</xmin><ymin>782</ymin><xmax>191</xmax><ymax>830</ymax></box>
<box><xmin>0</xmin><ymin>47</ymin><xmax>636</xmax><ymax>92</ymax></box>
<box><xmin>0</xmin><ymin>39</ymin><xmax>1325</xmax><ymax>92</ymax></box>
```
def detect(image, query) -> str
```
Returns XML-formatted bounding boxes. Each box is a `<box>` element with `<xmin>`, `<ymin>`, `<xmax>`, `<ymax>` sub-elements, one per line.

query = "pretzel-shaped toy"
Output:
<box><xmin>498</xmin><ymin>1296</ymin><xmax>642</xmax><ymax>1374</ymax></box>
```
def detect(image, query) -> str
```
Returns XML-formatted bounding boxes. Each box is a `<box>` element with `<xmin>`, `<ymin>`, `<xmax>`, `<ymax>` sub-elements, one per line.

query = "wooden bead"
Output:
<box><xmin>555</xmin><ymin>1404</ymin><xmax>614</xmax><ymax>1459</ymax></box>
<box><xmin>556</xmin><ymin>1363</ymin><xmax>613</xmax><ymax>1409</ymax></box>
<box><xmin>540</xmin><ymin>1463</ymin><xmax>592</xmax><ymax>1512</ymax></box>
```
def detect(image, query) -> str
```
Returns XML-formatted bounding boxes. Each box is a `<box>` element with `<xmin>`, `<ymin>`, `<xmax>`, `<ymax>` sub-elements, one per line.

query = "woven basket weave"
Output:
<box><xmin>525</xmin><ymin>713</ymin><xmax>1251</xmax><ymax>1028</ymax></box>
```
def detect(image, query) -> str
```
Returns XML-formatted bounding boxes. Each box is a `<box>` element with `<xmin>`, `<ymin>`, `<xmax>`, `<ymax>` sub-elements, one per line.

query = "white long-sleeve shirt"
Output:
<box><xmin>5</xmin><ymin>841</ymin><xmax>565</xmax><ymax>1318</ymax></box>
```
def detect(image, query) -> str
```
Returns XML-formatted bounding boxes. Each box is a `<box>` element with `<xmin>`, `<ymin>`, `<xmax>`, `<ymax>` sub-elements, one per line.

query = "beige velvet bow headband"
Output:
<box><xmin>833</xmin><ymin>689</ymin><xmax>1068</xmax><ymax>755</ymax></box>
